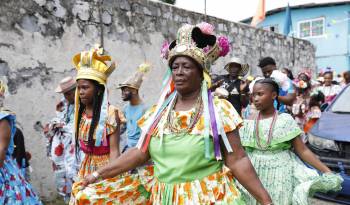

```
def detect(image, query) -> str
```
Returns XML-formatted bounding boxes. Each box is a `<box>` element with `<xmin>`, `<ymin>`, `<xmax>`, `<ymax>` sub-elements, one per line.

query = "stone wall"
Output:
<box><xmin>0</xmin><ymin>0</ymin><xmax>316</xmax><ymax>200</ymax></box>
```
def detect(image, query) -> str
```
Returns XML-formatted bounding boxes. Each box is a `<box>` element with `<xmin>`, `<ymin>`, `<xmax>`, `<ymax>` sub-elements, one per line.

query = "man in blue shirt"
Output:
<box><xmin>258</xmin><ymin>57</ymin><xmax>296</xmax><ymax>113</ymax></box>
<box><xmin>118</xmin><ymin>63</ymin><xmax>149</xmax><ymax>151</ymax></box>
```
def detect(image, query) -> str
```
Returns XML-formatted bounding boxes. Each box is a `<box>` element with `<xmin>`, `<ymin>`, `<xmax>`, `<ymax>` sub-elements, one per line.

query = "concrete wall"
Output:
<box><xmin>0</xmin><ymin>0</ymin><xmax>316</xmax><ymax>201</ymax></box>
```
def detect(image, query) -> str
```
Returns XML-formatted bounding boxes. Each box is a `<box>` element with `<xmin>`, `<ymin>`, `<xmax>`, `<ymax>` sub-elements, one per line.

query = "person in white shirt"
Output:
<box><xmin>314</xmin><ymin>71</ymin><xmax>342</xmax><ymax>103</ymax></box>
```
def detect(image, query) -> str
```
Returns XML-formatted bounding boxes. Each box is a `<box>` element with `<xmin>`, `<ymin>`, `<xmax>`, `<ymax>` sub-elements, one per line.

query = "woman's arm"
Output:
<box><xmin>109</xmin><ymin>130</ymin><xmax>120</xmax><ymax>160</ymax></box>
<box><xmin>224</xmin><ymin>129</ymin><xmax>272</xmax><ymax>205</ymax></box>
<box><xmin>292</xmin><ymin>136</ymin><xmax>331</xmax><ymax>173</ymax></box>
<box><xmin>278</xmin><ymin>92</ymin><xmax>296</xmax><ymax>106</ymax></box>
<box><xmin>0</xmin><ymin>119</ymin><xmax>11</xmax><ymax>167</ymax></box>
<box><xmin>109</xmin><ymin>109</ymin><xmax>123</xmax><ymax>160</ymax></box>
<box><xmin>82</xmin><ymin>147</ymin><xmax>150</xmax><ymax>187</ymax></box>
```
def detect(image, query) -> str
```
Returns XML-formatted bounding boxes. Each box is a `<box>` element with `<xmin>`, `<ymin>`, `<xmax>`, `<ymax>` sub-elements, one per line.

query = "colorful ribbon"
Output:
<box><xmin>208</xmin><ymin>90</ymin><xmax>222</xmax><ymax>160</ymax></box>
<box><xmin>94</xmin><ymin>90</ymin><xmax>108</xmax><ymax>146</ymax></box>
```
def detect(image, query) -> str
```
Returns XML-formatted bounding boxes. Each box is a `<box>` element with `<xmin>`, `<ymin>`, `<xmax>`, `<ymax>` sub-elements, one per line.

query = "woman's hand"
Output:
<box><xmin>210</xmin><ymin>79</ymin><xmax>224</xmax><ymax>91</ymax></box>
<box><xmin>81</xmin><ymin>174</ymin><xmax>98</xmax><ymax>188</ymax></box>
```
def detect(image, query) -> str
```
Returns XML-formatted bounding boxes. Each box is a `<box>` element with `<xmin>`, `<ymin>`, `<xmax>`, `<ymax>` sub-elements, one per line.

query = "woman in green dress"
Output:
<box><xmin>70</xmin><ymin>23</ymin><xmax>273</xmax><ymax>205</ymax></box>
<box><xmin>238</xmin><ymin>78</ymin><xmax>343</xmax><ymax>205</ymax></box>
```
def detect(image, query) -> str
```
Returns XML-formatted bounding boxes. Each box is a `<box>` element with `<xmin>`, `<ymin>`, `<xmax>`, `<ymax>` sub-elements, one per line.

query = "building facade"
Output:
<box><xmin>243</xmin><ymin>2</ymin><xmax>350</xmax><ymax>74</ymax></box>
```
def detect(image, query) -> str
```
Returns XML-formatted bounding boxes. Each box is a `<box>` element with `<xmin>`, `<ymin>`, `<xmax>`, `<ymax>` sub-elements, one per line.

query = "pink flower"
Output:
<box><xmin>197</xmin><ymin>22</ymin><xmax>215</xmax><ymax>35</ymax></box>
<box><xmin>203</xmin><ymin>45</ymin><xmax>210</xmax><ymax>53</ymax></box>
<box><xmin>218</xmin><ymin>36</ymin><xmax>230</xmax><ymax>57</ymax></box>
<box><xmin>160</xmin><ymin>40</ymin><xmax>170</xmax><ymax>60</ymax></box>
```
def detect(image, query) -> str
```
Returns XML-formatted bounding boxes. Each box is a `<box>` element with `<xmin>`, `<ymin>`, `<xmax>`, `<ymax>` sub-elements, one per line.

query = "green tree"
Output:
<box><xmin>160</xmin><ymin>0</ymin><xmax>176</xmax><ymax>5</ymax></box>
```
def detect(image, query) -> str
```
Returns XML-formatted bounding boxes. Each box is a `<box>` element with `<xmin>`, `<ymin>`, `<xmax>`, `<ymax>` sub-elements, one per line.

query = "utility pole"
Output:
<box><xmin>204</xmin><ymin>0</ymin><xmax>207</xmax><ymax>21</ymax></box>
<box><xmin>98</xmin><ymin>0</ymin><xmax>104</xmax><ymax>48</ymax></box>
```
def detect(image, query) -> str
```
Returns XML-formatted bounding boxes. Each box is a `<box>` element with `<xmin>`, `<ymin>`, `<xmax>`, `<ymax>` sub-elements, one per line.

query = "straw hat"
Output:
<box><xmin>55</xmin><ymin>76</ymin><xmax>76</xmax><ymax>93</ymax></box>
<box><xmin>224</xmin><ymin>57</ymin><xmax>249</xmax><ymax>77</ymax></box>
<box><xmin>118</xmin><ymin>63</ymin><xmax>151</xmax><ymax>90</ymax></box>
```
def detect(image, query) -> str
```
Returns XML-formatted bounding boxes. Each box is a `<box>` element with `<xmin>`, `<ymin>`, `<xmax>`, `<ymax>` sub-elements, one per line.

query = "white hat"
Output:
<box><xmin>224</xmin><ymin>57</ymin><xmax>249</xmax><ymax>76</ymax></box>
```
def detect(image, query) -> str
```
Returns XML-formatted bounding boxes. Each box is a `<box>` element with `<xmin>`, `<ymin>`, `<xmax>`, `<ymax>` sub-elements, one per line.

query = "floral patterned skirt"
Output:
<box><xmin>70</xmin><ymin>165</ymin><xmax>245</xmax><ymax>205</ymax></box>
<box><xmin>77</xmin><ymin>153</ymin><xmax>110</xmax><ymax>180</ymax></box>
<box><xmin>0</xmin><ymin>155</ymin><xmax>42</xmax><ymax>205</ymax></box>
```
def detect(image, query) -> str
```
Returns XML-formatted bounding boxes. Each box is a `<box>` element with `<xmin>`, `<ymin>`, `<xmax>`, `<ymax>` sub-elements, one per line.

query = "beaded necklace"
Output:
<box><xmin>166</xmin><ymin>94</ymin><xmax>203</xmax><ymax>134</ymax></box>
<box><xmin>254</xmin><ymin>111</ymin><xmax>278</xmax><ymax>150</ymax></box>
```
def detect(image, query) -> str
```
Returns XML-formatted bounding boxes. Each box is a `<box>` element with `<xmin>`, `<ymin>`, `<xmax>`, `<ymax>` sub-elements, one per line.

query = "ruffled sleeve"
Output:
<box><xmin>271</xmin><ymin>113</ymin><xmax>302</xmax><ymax>144</ymax></box>
<box><xmin>213</xmin><ymin>98</ymin><xmax>243</xmax><ymax>133</ymax></box>
<box><xmin>240</xmin><ymin>113</ymin><xmax>302</xmax><ymax>150</ymax></box>
<box><xmin>137</xmin><ymin>105</ymin><xmax>157</xmax><ymax>132</ymax></box>
<box><xmin>0</xmin><ymin>109</ymin><xmax>16</xmax><ymax>154</ymax></box>
<box><xmin>105</xmin><ymin>105</ymin><xmax>126</xmax><ymax>136</ymax></box>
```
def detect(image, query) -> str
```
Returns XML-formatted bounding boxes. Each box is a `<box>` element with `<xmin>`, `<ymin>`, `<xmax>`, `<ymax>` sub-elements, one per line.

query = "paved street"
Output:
<box><xmin>310</xmin><ymin>198</ymin><xmax>342</xmax><ymax>205</ymax></box>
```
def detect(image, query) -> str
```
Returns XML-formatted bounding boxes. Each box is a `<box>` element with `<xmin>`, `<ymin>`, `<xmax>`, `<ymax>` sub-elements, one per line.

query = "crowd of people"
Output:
<box><xmin>0</xmin><ymin>22</ymin><xmax>347</xmax><ymax>205</ymax></box>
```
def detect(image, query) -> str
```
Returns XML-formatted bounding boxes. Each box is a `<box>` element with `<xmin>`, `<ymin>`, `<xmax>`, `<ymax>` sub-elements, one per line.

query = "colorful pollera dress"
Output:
<box><xmin>77</xmin><ymin>105</ymin><xmax>118</xmax><ymax>179</ymax></box>
<box><xmin>44</xmin><ymin>99</ymin><xmax>80</xmax><ymax>200</ymax></box>
<box><xmin>238</xmin><ymin>113</ymin><xmax>343</xmax><ymax>205</ymax></box>
<box><xmin>70</xmin><ymin>98</ymin><xmax>246</xmax><ymax>205</ymax></box>
<box><xmin>0</xmin><ymin>110</ymin><xmax>43</xmax><ymax>205</ymax></box>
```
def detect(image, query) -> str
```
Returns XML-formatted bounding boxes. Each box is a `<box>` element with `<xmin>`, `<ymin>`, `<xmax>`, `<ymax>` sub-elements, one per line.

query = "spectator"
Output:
<box><xmin>258</xmin><ymin>57</ymin><xmax>296</xmax><ymax>112</ymax></box>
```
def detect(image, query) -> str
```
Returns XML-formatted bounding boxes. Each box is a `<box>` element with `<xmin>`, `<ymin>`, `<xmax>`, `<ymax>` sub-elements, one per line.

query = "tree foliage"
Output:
<box><xmin>160</xmin><ymin>0</ymin><xmax>176</xmax><ymax>5</ymax></box>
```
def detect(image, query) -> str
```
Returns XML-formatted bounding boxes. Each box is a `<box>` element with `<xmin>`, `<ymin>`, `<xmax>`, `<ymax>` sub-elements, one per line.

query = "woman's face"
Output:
<box><xmin>298</xmin><ymin>73</ymin><xmax>309</xmax><ymax>83</ymax></box>
<box><xmin>252</xmin><ymin>83</ymin><xmax>277</xmax><ymax>111</ymax></box>
<box><xmin>63</xmin><ymin>88</ymin><xmax>76</xmax><ymax>105</ymax></box>
<box><xmin>323</xmin><ymin>73</ymin><xmax>333</xmax><ymax>86</ymax></box>
<box><xmin>77</xmin><ymin>79</ymin><xmax>95</xmax><ymax>106</ymax></box>
<box><xmin>171</xmin><ymin>56</ymin><xmax>203</xmax><ymax>95</ymax></box>
<box><xmin>227</xmin><ymin>63</ymin><xmax>241</xmax><ymax>78</ymax></box>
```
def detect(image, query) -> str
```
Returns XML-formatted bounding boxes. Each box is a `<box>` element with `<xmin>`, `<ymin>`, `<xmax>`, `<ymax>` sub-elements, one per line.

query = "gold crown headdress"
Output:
<box><xmin>167</xmin><ymin>23</ymin><xmax>230</xmax><ymax>74</ymax></box>
<box><xmin>73</xmin><ymin>46</ymin><xmax>116</xmax><ymax>85</ymax></box>
<box><xmin>72</xmin><ymin>45</ymin><xmax>116</xmax><ymax>147</ymax></box>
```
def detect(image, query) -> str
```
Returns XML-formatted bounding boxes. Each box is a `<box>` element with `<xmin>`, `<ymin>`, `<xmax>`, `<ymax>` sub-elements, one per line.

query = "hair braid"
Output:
<box><xmin>75</xmin><ymin>80</ymin><xmax>105</xmax><ymax>158</ymax></box>
<box><xmin>87</xmin><ymin>81</ymin><xmax>105</xmax><ymax>147</ymax></box>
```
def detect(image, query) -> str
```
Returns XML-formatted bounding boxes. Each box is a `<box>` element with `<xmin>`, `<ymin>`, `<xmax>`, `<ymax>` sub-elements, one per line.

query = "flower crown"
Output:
<box><xmin>162</xmin><ymin>22</ymin><xmax>230</xmax><ymax>73</ymax></box>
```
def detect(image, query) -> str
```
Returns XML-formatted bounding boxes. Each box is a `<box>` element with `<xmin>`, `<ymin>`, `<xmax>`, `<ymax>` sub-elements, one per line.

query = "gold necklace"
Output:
<box><xmin>166</xmin><ymin>94</ymin><xmax>203</xmax><ymax>134</ymax></box>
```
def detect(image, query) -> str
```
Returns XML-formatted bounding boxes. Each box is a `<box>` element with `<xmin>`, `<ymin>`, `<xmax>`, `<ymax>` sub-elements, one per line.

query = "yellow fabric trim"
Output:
<box><xmin>168</xmin><ymin>44</ymin><xmax>207</xmax><ymax>72</ymax></box>
<box><xmin>203</xmin><ymin>71</ymin><xmax>212</xmax><ymax>88</ymax></box>
<box><xmin>72</xmin><ymin>48</ymin><xmax>116</xmax><ymax>85</ymax></box>
<box><xmin>73</xmin><ymin>88</ymin><xmax>79</xmax><ymax>143</ymax></box>
<box><xmin>76</xmin><ymin>69</ymin><xmax>107</xmax><ymax>85</ymax></box>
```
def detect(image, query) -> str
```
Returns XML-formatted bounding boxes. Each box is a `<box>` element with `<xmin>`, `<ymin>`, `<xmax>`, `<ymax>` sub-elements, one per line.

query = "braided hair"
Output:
<box><xmin>255</xmin><ymin>78</ymin><xmax>280</xmax><ymax>110</ymax></box>
<box><xmin>75</xmin><ymin>79</ymin><xmax>105</xmax><ymax>154</ymax></box>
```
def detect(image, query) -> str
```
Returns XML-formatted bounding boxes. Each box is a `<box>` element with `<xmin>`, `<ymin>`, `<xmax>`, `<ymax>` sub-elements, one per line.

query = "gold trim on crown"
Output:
<box><xmin>72</xmin><ymin>47</ymin><xmax>116</xmax><ymax>85</ymax></box>
<box><xmin>168</xmin><ymin>44</ymin><xmax>207</xmax><ymax>70</ymax></box>
<box><xmin>167</xmin><ymin>24</ymin><xmax>221</xmax><ymax>73</ymax></box>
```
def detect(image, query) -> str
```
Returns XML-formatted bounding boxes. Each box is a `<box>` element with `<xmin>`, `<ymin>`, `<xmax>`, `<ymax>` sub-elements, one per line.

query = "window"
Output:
<box><xmin>298</xmin><ymin>17</ymin><xmax>325</xmax><ymax>38</ymax></box>
<box><xmin>263</xmin><ymin>25</ymin><xmax>279</xmax><ymax>32</ymax></box>
<box><xmin>331</xmin><ymin>86</ymin><xmax>350</xmax><ymax>113</ymax></box>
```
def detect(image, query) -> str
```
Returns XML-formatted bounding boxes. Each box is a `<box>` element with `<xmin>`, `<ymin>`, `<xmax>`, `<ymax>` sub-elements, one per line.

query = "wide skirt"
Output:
<box><xmin>237</xmin><ymin>149</ymin><xmax>342</xmax><ymax>205</ymax></box>
<box><xmin>0</xmin><ymin>155</ymin><xmax>42</xmax><ymax>205</ymax></box>
<box><xmin>70</xmin><ymin>165</ymin><xmax>245</xmax><ymax>205</ymax></box>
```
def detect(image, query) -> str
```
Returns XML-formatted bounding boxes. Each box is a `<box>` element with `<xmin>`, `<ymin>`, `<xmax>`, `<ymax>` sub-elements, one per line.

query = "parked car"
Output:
<box><xmin>308</xmin><ymin>84</ymin><xmax>350</xmax><ymax>204</ymax></box>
